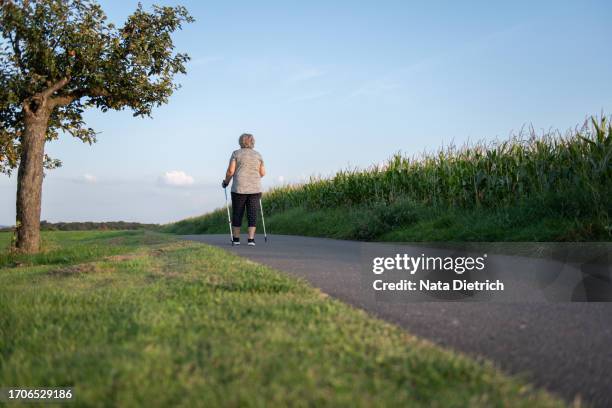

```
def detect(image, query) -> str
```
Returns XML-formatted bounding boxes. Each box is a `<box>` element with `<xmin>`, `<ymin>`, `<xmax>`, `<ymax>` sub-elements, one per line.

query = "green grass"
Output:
<box><xmin>164</xmin><ymin>193</ymin><xmax>608</xmax><ymax>242</ymax></box>
<box><xmin>0</xmin><ymin>229</ymin><xmax>174</xmax><ymax>268</ymax></box>
<box><xmin>0</xmin><ymin>230</ymin><xmax>565</xmax><ymax>406</ymax></box>
<box><xmin>164</xmin><ymin>116</ymin><xmax>612</xmax><ymax>241</ymax></box>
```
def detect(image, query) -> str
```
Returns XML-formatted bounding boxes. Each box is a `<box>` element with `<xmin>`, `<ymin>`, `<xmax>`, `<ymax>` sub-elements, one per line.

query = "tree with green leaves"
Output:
<box><xmin>0</xmin><ymin>0</ymin><xmax>193</xmax><ymax>253</ymax></box>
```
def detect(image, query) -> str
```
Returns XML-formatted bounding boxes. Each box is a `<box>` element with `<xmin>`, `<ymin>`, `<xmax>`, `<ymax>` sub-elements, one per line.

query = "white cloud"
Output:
<box><xmin>288</xmin><ymin>68</ymin><xmax>325</xmax><ymax>82</ymax></box>
<box><xmin>83</xmin><ymin>173</ymin><xmax>97</xmax><ymax>183</ymax></box>
<box><xmin>159</xmin><ymin>170</ymin><xmax>195</xmax><ymax>187</ymax></box>
<box><xmin>277</xmin><ymin>175</ymin><xmax>285</xmax><ymax>183</ymax></box>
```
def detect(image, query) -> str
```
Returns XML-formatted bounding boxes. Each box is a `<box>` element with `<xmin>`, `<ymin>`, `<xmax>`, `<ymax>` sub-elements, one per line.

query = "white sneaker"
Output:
<box><xmin>248</xmin><ymin>239</ymin><xmax>256</xmax><ymax>246</ymax></box>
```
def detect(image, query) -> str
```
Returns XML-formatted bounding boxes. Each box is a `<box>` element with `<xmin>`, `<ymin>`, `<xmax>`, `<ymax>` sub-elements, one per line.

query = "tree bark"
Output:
<box><xmin>15</xmin><ymin>104</ymin><xmax>51</xmax><ymax>253</ymax></box>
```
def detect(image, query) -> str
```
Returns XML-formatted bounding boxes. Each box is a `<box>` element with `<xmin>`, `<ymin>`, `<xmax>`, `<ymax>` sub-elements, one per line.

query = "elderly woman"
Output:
<box><xmin>222</xmin><ymin>133</ymin><xmax>266</xmax><ymax>246</ymax></box>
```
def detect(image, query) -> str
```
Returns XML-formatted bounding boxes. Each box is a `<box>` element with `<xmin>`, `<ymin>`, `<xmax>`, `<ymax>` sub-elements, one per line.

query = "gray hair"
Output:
<box><xmin>239</xmin><ymin>133</ymin><xmax>255</xmax><ymax>148</ymax></box>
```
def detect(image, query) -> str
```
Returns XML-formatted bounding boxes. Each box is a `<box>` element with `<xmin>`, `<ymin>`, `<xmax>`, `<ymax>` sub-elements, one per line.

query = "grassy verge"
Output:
<box><xmin>163</xmin><ymin>193</ymin><xmax>608</xmax><ymax>241</ymax></box>
<box><xmin>0</xmin><ymin>230</ymin><xmax>564</xmax><ymax>406</ymax></box>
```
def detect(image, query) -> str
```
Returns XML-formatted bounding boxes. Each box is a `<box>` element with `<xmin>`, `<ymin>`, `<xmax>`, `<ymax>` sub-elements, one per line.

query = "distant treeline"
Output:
<box><xmin>0</xmin><ymin>221</ymin><xmax>159</xmax><ymax>232</ymax></box>
<box><xmin>37</xmin><ymin>221</ymin><xmax>159</xmax><ymax>231</ymax></box>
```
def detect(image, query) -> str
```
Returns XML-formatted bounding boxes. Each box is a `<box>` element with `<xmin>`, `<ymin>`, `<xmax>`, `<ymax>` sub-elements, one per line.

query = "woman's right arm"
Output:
<box><xmin>259</xmin><ymin>162</ymin><xmax>266</xmax><ymax>177</ymax></box>
<box><xmin>224</xmin><ymin>159</ymin><xmax>236</xmax><ymax>185</ymax></box>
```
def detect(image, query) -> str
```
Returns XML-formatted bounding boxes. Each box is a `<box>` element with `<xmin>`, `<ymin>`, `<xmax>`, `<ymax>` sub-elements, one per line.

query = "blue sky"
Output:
<box><xmin>1</xmin><ymin>0</ymin><xmax>611</xmax><ymax>225</ymax></box>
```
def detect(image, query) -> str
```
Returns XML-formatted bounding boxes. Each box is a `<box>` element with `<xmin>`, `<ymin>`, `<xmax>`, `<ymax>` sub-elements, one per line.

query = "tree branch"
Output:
<box><xmin>51</xmin><ymin>86</ymin><xmax>110</xmax><ymax>107</ymax></box>
<box><xmin>22</xmin><ymin>78</ymin><xmax>72</xmax><ymax>113</ymax></box>
<box><xmin>42</xmin><ymin>77</ymin><xmax>71</xmax><ymax>98</ymax></box>
<box><xmin>8</xmin><ymin>31</ymin><xmax>26</xmax><ymax>75</ymax></box>
<box><xmin>50</xmin><ymin>94</ymin><xmax>75</xmax><ymax>106</ymax></box>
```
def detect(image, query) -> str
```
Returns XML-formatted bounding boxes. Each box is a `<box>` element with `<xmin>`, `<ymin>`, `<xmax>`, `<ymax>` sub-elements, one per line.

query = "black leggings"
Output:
<box><xmin>231</xmin><ymin>192</ymin><xmax>261</xmax><ymax>228</ymax></box>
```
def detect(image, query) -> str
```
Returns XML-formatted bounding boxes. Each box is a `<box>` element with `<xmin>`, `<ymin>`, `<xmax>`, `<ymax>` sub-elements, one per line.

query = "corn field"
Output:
<box><xmin>167</xmin><ymin>116</ymin><xmax>611</xmax><ymax>237</ymax></box>
<box><xmin>263</xmin><ymin>117</ymin><xmax>611</xmax><ymax>222</ymax></box>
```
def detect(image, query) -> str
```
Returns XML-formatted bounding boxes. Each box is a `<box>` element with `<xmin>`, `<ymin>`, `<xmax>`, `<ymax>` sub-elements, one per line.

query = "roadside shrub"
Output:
<box><xmin>374</xmin><ymin>199</ymin><xmax>420</xmax><ymax>228</ymax></box>
<box><xmin>350</xmin><ymin>211</ymin><xmax>387</xmax><ymax>240</ymax></box>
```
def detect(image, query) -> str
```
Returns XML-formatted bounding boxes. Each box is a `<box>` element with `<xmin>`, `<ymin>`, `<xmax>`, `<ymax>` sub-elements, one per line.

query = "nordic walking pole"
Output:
<box><xmin>224</xmin><ymin>187</ymin><xmax>234</xmax><ymax>245</ymax></box>
<box><xmin>259</xmin><ymin>197</ymin><xmax>268</xmax><ymax>242</ymax></box>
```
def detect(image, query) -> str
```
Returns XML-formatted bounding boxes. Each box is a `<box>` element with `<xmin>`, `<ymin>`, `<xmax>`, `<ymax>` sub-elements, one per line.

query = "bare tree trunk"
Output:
<box><xmin>15</xmin><ymin>106</ymin><xmax>50</xmax><ymax>254</ymax></box>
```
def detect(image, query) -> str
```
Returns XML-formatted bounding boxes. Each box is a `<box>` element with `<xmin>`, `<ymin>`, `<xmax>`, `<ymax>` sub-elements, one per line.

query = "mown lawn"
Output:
<box><xmin>0</xmin><ymin>230</ymin><xmax>565</xmax><ymax>406</ymax></box>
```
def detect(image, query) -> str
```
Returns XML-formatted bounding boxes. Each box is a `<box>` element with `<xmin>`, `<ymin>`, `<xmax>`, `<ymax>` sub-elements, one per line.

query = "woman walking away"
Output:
<box><xmin>222</xmin><ymin>133</ymin><xmax>266</xmax><ymax>246</ymax></box>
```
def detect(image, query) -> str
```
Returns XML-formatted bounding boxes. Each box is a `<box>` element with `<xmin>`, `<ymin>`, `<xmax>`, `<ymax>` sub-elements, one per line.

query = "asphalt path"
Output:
<box><xmin>181</xmin><ymin>234</ymin><xmax>612</xmax><ymax>406</ymax></box>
